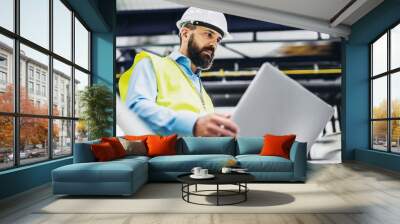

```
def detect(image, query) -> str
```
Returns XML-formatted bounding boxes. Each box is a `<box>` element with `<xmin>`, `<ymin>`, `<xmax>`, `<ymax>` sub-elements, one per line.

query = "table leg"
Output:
<box><xmin>217</xmin><ymin>184</ymin><xmax>219</xmax><ymax>206</ymax></box>
<box><xmin>187</xmin><ymin>184</ymin><xmax>190</xmax><ymax>202</ymax></box>
<box><xmin>245</xmin><ymin>183</ymin><xmax>247</xmax><ymax>201</ymax></box>
<box><xmin>195</xmin><ymin>184</ymin><xmax>197</xmax><ymax>192</ymax></box>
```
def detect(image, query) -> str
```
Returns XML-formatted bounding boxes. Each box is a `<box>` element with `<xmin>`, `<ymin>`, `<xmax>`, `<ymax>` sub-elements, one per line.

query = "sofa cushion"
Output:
<box><xmin>236</xmin><ymin>155</ymin><xmax>293</xmax><ymax>172</ymax></box>
<box><xmin>101</xmin><ymin>137</ymin><xmax>127</xmax><ymax>158</ymax></box>
<box><xmin>118</xmin><ymin>138</ymin><xmax>148</xmax><ymax>156</ymax></box>
<box><xmin>148</xmin><ymin>154</ymin><xmax>235</xmax><ymax>172</ymax></box>
<box><xmin>91</xmin><ymin>142</ymin><xmax>118</xmax><ymax>161</ymax></box>
<box><xmin>260</xmin><ymin>134</ymin><xmax>296</xmax><ymax>159</ymax></box>
<box><xmin>236</xmin><ymin>137</ymin><xmax>263</xmax><ymax>155</ymax></box>
<box><xmin>114</xmin><ymin>155</ymin><xmax>150</xmax><ymax>164</ymax></box>
<box><xmin>179</xmin><ymin>137</ymin><xmax>235</xmax><ymax>155</ymax></box>
<box><xmin>73</xmin><ymin>139</ymin><xmax>100</xmax><ymax>163</ymax></box>
<box><xmin>146</xmin><ymin>134</ymin><xmax>177</xmax><ymax>157</ymax></box>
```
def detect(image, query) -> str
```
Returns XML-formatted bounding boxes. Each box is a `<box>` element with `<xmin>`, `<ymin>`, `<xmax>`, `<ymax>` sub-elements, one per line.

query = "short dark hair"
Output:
<box><xmin>179</xmin><ymin>23</ymin><xmax>196</xmax><ymax>45</ymax></box>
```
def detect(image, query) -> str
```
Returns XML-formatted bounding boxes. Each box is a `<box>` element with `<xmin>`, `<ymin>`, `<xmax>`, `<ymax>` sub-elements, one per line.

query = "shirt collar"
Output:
<box><xmin>168</xmin><ymin>50</ymin><xmax>201</xmax><ymax>76</ymax></box>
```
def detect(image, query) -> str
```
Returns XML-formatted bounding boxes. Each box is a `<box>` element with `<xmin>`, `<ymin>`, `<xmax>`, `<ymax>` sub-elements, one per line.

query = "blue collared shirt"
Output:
<box><xmin>125</xmin><ymin>51</ymin><xmax>203</xmax><ymax>136</ymax></box>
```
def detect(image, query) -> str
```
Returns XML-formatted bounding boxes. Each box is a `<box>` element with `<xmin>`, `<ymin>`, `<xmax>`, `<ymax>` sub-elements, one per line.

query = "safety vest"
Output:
<box><xmin>119</xmin><ymin>51</ymin><xmax>214</xmax><ymax>114</ymax></box>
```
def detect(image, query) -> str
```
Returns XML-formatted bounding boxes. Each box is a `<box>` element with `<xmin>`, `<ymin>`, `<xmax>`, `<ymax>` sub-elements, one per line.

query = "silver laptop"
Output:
<box><xmin>232</xmin><ymin>63</ymin><xmax>334</xmax><ymax>148</ymax></box>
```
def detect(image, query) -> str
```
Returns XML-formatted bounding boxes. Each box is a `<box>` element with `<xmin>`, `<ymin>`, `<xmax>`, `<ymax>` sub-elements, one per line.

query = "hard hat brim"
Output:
<box><xmin>176</xmin><ymin>19</ymin><xmax>232</xmax><ymax>40</ymax></box>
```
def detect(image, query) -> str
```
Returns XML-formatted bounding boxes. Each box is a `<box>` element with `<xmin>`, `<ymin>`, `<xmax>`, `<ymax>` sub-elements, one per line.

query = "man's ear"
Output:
<box><xmin>180</xmin><ymin>27</ymin><xmax>190</xmax><ymax>41</ymax></box>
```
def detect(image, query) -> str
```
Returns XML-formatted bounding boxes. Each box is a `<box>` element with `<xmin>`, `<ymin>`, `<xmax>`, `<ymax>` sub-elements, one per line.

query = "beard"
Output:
<box><xmin>187</xmin><ymin>34</ymin><xmax>215</xmax><ymax>70</ymax></box>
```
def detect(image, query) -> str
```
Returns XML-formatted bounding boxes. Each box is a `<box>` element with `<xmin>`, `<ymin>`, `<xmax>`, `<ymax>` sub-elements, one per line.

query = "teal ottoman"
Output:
<box><xmin>52</xmin><ymin>156</ymin><xmax>148</xmax><ymax>196</ymax></box>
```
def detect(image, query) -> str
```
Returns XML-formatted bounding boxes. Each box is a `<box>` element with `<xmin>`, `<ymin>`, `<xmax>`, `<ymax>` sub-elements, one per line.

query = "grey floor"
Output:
<box><xmin>1</xmin><ymin>161</ymin><xmax>400</xmax><ymax>223</ymax></box>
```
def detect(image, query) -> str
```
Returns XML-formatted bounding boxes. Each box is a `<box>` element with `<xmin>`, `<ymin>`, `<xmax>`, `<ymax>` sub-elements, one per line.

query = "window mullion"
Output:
<box><xmin>388</xmin><ymin>29</ymin><xmax>391</xmax><ymax>152</ymax></box>
<box><xmin>71</xmin><ymin>10</ymin><xmax>76</xmax><ymax>154</ymax></box>
<box><xmin>49</xmin><ymin>0</ymin><xmax>53</xmax><ymax>160</ymax></box>
<box><xmin>13</xmin><ymin>0</ymin><xmax>20</xmax><ymax>167</ymax></box>
<box><xmin>370</xmin><ymin>45</ymin><xmax>373</xmax><ymax>149</ymax></box>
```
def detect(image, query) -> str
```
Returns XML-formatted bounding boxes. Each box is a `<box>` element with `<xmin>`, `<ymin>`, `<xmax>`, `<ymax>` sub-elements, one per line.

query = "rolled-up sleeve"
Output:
<box><xmin>125</xmin><ymin>58</ymin><xmax>198</xmax><ymax>136</ymax></box>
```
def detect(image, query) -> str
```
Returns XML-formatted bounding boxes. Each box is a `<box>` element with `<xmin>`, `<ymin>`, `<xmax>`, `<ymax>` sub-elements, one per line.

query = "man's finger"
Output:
<box><xmin>212</xmin><ymin>115</ymin><xmax>239</xmax><ymax>133</ymax></box>
<box><xmin>208</xmin><ymin>123</ymin><xmax>236</xmax><ymax>137</ymax></box>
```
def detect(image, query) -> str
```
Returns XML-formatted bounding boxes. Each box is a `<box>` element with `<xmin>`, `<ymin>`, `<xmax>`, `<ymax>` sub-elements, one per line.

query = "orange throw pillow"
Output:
<box><xmin>260</xmin><ymin>134</ymin><xmax>296</xmax><ymax>159</ymax></box>
<box><xmin>101</xmin><ymin>137</ymin><xmax>127</xmax><ymax>158</ymax></box>
<box><xmin>146</xmin><ymin>134</ymin><xmax>177</xmax><ymax>157</ymax></box>
<box><xmin>91</xmin><ymin>142</ymin><xmax>118</xmax><ymax>161</ymax></box>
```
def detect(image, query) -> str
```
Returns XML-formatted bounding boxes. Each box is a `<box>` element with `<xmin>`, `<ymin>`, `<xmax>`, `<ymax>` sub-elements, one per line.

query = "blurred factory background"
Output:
<box><xmin>115</xmin><ymin>0</ymin><xmax>342</xmax><ymax>161</ymax></box>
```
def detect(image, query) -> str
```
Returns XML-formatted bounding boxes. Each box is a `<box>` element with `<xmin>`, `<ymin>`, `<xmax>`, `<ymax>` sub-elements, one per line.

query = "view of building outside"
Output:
<box><xmin>371</xmin><ymin>24</ymin><xmax>400</xmax><ymax>153</ymax></box>
<box><xmin>0</xmin><ymin>40</ymin><xmax>78</xmax><ymax>168</ymax></box>
<box><xmin>0</xmin><ymin>0</ymin><xmax>90</xmax><ymax>170</ymax></box>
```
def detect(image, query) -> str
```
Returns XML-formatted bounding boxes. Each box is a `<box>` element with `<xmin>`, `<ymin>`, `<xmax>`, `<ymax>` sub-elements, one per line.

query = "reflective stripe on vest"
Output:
<box><xmin>119</xmin><ymin>51</ymin><xmax>214</xmax><ymax>114</ymax></box>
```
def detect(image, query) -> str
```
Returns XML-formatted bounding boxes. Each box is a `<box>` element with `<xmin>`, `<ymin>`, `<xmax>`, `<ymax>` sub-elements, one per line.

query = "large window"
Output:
<box><xmin>0</xmin><ymin>0</ymin><xmax>91</xmax><ymax>171</ymax></box>
<box><xmin>371</xmin><ymin>22</ymin><xmax>400</xmax><ymax>153</ymax></box>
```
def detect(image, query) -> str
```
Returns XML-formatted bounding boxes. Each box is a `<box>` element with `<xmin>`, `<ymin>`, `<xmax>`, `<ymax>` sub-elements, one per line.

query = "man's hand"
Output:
<box><xmin>193</xmin><ymin>113</ymin><xmax>239</xmax><ymax>137</ymax></box>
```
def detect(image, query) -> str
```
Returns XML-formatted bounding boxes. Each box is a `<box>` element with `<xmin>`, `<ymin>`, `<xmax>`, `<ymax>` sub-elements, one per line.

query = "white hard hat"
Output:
<box><xmin>176</xmin><ymin>7</ymin><xmax>232</xmax><ymax>40</ymax></box>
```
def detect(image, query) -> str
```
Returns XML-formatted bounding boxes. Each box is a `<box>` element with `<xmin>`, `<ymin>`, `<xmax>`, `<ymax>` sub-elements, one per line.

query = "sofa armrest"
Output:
<box><xmin>73</xmin><ymin>140</ymin><xmax>100</xmax><ymax>163</ymax></box>
<box><xmin>289</xmin><ymin>141</ymin><xmax>307</xmax><ymax>181</ymax></box>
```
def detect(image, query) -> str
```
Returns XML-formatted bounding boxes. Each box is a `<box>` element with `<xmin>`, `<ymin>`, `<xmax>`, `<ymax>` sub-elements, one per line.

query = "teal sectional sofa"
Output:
<box><xmin>52</xmin><ymin>137</ymin><xmax>307</xmax><ymax>196</ymax></box>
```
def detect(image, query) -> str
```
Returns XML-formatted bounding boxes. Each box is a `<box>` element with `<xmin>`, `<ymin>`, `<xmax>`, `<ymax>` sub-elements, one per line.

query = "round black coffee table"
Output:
<box><xmin>177</xmin><ymin>173</ymin><xmax>255</xmax><ymax>206</ymax></box>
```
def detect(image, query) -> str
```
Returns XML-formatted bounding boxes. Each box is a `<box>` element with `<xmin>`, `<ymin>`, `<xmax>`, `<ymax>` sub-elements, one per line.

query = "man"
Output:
<box><xmin>119</xmin><ymin>7</ymin><xmax>239</xmax><ymax>137</ymax></box>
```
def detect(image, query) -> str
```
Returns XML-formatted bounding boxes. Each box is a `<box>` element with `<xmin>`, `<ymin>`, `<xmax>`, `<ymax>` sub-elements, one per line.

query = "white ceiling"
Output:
<box><xmin>117</xmin><ymin>0</ymin><xmax>384</xmax><ymax>37</ymax></box>
<box><xmin>166</xmin><ymin>0</ymin><xmax>384</xmax><ymax>37</ymax></box>
<box><xmin>224</xmin><ymin>0</ymin><xmax>353</xmax><ymax>23</ymax></box>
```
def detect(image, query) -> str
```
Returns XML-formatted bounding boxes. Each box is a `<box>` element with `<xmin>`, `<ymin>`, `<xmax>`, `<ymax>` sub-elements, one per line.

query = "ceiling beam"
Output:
<box><xmin>330</xmin><ymin>0</ymin><xmax>368</xmax><ymax>27</ymax></box>
<box><xmin>167</xmin><ymin>0</ymin><xmax>351</xmax><ymax>37</ymax></box>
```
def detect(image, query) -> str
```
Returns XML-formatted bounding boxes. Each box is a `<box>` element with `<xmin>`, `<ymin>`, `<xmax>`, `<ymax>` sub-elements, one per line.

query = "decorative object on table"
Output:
<box><xmin>225</xmin><ymin>159</ymin><xmax>237</xmax><ymax>167</ymax></box>
<box><xmin>221</xmin><ymin>167</ymin><xmax>232</xmax><ymax>173</ymax></box>
<box><xmin>221</xmin><ymin>159</ymin><xmax>240</xmax><ymax>173</ymax></box>
<box><xmin>222</xmin><ymin>167</ymin><xmax>248</xmax><ymax>174</ymax></box>
<box><xmin>189</xmin><ymin>173</ymin><xmax>215</xmax><ymax>179</ymax></box>
<box><xmin>191</xmin><ymin>167</ymin><xmax>202</xmax><ymax>176</ymax></box>
<box><xmin>79</xmin><ymin>84</ymin><xmax>113</xmax><ymax>140</ymax></box>
<box><xmin>190</xmin><ymin>167</ymin><xmax>214</xmax><ymax>179</ymax></box>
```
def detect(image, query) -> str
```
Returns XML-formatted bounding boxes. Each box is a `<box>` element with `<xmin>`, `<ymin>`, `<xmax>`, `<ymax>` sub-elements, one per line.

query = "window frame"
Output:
<box><xmin>0</xmin><ymin>0</ymin><xmax>92</xmax><ymax>171</ymax></box>
<box><xmin>370</xmin><ymin>20</ymin><xmax>400</xmax><ymax>154</ymax></box>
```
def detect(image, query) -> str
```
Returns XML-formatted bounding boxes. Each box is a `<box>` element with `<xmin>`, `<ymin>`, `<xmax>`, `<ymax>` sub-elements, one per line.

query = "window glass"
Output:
<box><xmin>372</xmin><ymin>121</ymin><xmax>388</xmax><ymax>151</ymax></box>
<box><xmin>0</xmin><ymin>116</ymin><xmax>13</xmax><ymax>170</ymax></box>
<box><xmin>372</xmin><ymin>77</ymin><xmax>387</xmax><ymax>119</ymax></box>
<box><xmin>20</xmin><ymin>0</ymin><xmax>49</xmax><ymax>49</ymax></box>
<box><xmin>391</xmin><ymin>24</ymin><xmax>400</xmax><ymax>70</ymax></box>
<box><xmin>20</xmin><ymin>44</ymin><xmax>49</xmax><ymax>115</ymax></box>
<box><xmin>391</xmin><ymin>120</ymin><xmax>400</xmax><ymax>153</ymax></box>
<box><xmin>53</xmin><ymin>119</ymin><xmax>72</xmax><ymax>158</ymax></box>
<box><xmin>53</xmin><ymin>0</ymin><xmax>72</xmax><ymax>60</ymax></box>
<box><xmin>0</xmin><ymin>0</ymin><xmax>14</xmax><ymax>31</ymax></box>
<box><xmin>391</xmin><ymin>72</ymin><xmax>400</xmax><ymax>118</ymax></box>
<box><xmin>74</xmin><ymin>18</ymin><xmax>89</xmax><ymax>70</ymax></box>
<box><xmin>53</xmin><ymin>59</ymin><xmax>72</xmax><ymax>116</ymax></box>
<box><xmin>74</xmin><ymin>69</ymin><xmax>89</xmax><ymax>118</ymax></box>
<box><xmin>75</xmin><ymin>120</ymin><xmax>88</xmax><ymax>143</ymax></box>
<box><xmin>0</xmin><ymin>35</ymin><xmax>14</xmax><ymax>113</ymax></box>
<box><xmin>20</xmin><ymin>117</ymin><xmax>49</xmax><ymax>165</ymax></box>
<box><xmin>372</xmin><ymin>33</ymin><xmax>387</xmax><ymax>76</ymax></box>
<box><xmin>0</xmin><ymin>0</ymin><xmax>92</xmax><ymax>168</ymax></box>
